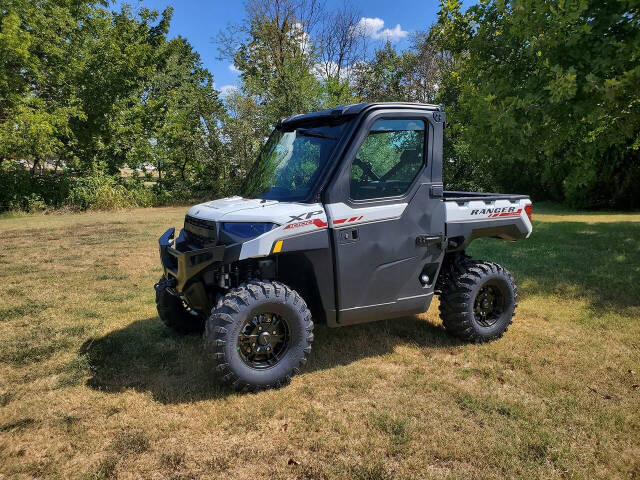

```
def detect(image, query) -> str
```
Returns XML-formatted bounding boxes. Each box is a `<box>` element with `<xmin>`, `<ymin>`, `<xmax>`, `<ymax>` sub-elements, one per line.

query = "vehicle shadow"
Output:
<box><xmin>468</xmin><ymin>220</ymin><xmax>640</xmax><ymax>311</ymax></box>
<box><xmin>81</xmin><ymin>313</ymin><xmax>459</xmax><ymax>404</ymax></box>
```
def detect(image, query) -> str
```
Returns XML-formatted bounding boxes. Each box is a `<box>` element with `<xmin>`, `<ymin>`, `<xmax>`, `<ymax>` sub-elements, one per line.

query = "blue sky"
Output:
<box><xmin>113</xmin><ymin>1</ymin><xmax>474</xmax><ymax>93</ymax></box>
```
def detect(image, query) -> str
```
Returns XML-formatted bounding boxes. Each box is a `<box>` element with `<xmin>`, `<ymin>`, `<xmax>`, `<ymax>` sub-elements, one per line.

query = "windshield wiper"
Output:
<box><xmin>295</xmin><ymin>128</ymin><xmax>336</xmax><ymax>140</ymax></box>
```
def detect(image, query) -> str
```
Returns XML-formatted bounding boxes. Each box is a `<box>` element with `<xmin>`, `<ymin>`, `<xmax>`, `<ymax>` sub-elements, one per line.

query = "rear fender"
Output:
<box><xmin>445</xmin><ymin>198</ymin><xmax>532</xmax><ymax>250</ymax></box>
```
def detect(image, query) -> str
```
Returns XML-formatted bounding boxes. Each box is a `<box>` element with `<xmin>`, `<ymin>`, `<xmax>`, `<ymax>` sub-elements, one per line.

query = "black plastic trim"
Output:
<box><xmin>159</xmin><ymin>228</ymin><xmax>225</xmax><ymax>292</ymax></box>
<box><xmin>445</xmin><ymin>218</ymin><xmax>529</xmax><ymax>250</ymax></box>
<box><xmin>444</xmin><ymin>191</ymin><xmax>529</xmax><ymax>202</ymax></box>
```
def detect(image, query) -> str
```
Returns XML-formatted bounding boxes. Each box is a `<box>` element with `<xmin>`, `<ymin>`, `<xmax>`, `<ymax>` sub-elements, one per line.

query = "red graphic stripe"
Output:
<box><xmin>488</xmin><ymin>209</ymin><xmax>522</xmax><ymax>218</ymax></box>
<box><xmin>313</xmin><ymin>219</ymin><xmax>328</xmax><ymax>228</ymax></box>
<box><xmin>332</xmin><ymin>216</ymin><xmax>365</xmax><ymax>225</ymax></box>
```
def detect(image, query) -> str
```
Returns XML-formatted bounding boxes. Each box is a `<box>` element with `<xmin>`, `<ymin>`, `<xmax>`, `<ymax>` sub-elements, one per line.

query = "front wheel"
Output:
<box><xmin>155</xmin><ymin>278</ymin><xmax>204</xmax><ymax>334</ymax></box>
<box><xmin>204</xmin><ymin>280</ymin><xmax>314</xmax><ymax>392</ymax></box>
<box><xmin>438</xmin><ymin>258</ymin><xmax>517</xmax><ymax>342</ymax></box>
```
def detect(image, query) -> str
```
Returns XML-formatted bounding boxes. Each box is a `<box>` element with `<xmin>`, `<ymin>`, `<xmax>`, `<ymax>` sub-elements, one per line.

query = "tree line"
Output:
<box><xmin>1</xmin><ymin>0</ymin><xmax>638</xmax><ymax>212</ymax></box>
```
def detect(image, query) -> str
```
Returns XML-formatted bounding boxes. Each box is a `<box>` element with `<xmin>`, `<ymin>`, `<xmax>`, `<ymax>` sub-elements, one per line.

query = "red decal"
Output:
<box><xmin>486</xmin><ymin>209</ymin><xmax>521</xmax><ymax>219</ymax></box>
<box><xmin>313</xmin><ymin>219</ymin><xmax>328</xmax><ymax>228</ymax></box>
<box><xmin>332</xmin><ymin>216</ymin><xmax>364</xmax><ymax>225</ymax></box>
<box><xmin>497</xmin><ymin>209</ymin><xmax>522</xmax><ymax>218</ymax></box>
<box><xmin>284</xmin><ymin>219</ymin><xmax>313</xmax><ymax>229</ymax></box>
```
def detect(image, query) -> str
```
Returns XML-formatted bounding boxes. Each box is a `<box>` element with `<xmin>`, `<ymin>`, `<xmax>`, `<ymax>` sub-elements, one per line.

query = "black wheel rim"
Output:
<box><xmin>473</xmin><ymin>284</ymin><xmax>504</xmax><ymax>327</ymax></box>
<box><xmin>237</xmin><ymin>312</ymin><xmax>290</xmax><ymax>369</ymax></box>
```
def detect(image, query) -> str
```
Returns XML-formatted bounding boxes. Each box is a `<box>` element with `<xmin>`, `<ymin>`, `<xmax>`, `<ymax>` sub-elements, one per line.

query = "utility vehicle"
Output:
<box><xmin>155</xmin><ymin>102</ymin><xmax>533</xmax><ymax>391</ymax></box>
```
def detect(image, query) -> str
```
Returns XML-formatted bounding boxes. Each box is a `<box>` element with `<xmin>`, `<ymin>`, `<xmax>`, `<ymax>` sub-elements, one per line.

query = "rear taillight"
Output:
<box><xmin>525</xmin><ymin>204</ymin><xmax>533</xmax><ymax>222</ymax></box>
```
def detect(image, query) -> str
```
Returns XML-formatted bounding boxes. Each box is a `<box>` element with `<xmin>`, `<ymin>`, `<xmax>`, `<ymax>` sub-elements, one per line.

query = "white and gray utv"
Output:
<box><xmin>155</xmin><ymin>102</ymin><xmax>533</xmax><ymax>391</ymax></box>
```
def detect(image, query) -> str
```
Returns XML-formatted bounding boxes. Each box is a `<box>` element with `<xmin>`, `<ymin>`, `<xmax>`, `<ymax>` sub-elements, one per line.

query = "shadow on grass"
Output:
<box><xmin>81</xmin><ymin>314</ymin><xmax>459</xmax><ymax>404</ymax></box>
<box><xmin>469</xmin><ymin>220</ymin><xmax>640</xmax><ymax>310</ymax></box>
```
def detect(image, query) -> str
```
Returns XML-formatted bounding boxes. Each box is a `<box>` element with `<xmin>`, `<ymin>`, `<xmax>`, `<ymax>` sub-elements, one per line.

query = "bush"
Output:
<box><xmin>1</xmin><ymin>163</ymin><xmax>220</xmax><ymax>213</ymax></box>
<box><xmin>121</xmin><ymin>177</ymin><xmax>156</xmax><ymax>208</ymax></box>
<box><xmin>67</xmin><ymin>173</ymin><xmax>157</xmax><ymax>210</ymax></box>
<box><xmin>0</xmin><ymin>163</ymin><xmax>72</xmax><ymax>212</ymax></box>
<box><xmin>23</xmin><ymin>193</ymin><xmax>47</xmax><ymax>213</ymax></box>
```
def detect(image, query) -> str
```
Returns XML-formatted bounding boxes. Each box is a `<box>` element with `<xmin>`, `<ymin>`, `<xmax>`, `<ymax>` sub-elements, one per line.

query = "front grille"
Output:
<box><xmin>184</xmin><ymin>215</ymin><xmax>217</xmax><ymax>247</ymax></box>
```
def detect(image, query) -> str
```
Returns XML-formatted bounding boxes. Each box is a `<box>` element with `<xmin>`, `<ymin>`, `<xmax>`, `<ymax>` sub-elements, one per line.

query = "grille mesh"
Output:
<box><xmin>184</xmin><ymin>215</ymin><xmax>217</xmax><ymax>247</ymax></box>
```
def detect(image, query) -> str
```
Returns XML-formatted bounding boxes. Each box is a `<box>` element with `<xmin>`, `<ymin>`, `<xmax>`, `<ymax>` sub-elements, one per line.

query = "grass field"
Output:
<box><xmin>0</xmin><ymin>205</ymin><xmax>638</xmax><ymax>479</ymax></box>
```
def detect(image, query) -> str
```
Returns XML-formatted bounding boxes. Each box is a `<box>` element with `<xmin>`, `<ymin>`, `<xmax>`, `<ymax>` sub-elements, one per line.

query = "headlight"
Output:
<box><xmin>221</xmin><ymin>222</ymin><xmax>276</xmax><ymax>239</ymax></box>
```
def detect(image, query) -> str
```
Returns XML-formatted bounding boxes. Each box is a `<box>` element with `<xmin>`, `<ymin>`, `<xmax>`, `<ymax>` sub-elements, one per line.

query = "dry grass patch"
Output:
<box><xmin>0</xmin><ymin>205</ymin><xmax>638</xmax><ymax>479</ymax></box>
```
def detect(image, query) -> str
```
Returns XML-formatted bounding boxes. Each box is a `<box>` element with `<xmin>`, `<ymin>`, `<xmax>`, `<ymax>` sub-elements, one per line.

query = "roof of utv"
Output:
<box><xmin>279</xmin><ymin>102</ymin><xmax>442</xmax><ymax>128</ymax></box>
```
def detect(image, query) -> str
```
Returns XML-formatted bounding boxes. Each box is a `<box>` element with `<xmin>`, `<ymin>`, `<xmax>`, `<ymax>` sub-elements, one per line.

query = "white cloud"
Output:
<box><xmin>355</xmin><ymin>17</ymin><xmax>385</xmax><ymax>37</ymax></box>
<box><xmin>379</xmin><ymin>24</ymin><xmax>409</xmax><ymax>42</ymax></box>
<box><xmin>291</xmin><ymin>22</ymin><xmax>311</xmax><ymax>52</ymax></box>
<box><xmin>218</xmin><ymin>84</ymin><xmax>238</xmax><ymax>97</ymax></box>
<box><xmin>355</xmin><ymin>17</ymin><xmax>408</xmax><ymax>42</ymax></box>
<box><xmin>228</xmin><ymin>64</ymin><xmax>240</xmax><ymax>74</ymax></box>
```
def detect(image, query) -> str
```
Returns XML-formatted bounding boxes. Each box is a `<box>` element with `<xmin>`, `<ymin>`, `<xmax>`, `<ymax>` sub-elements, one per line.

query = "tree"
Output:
<box><xmin>0</xmin><ymin>0</ymin><xmax>230</xmax><ymax>210</ymax></box>
<box><xmin>70</xmin><ymin>5</ymin><xmax>173</xmax><ymax>173</ymax></box>
<box><xmin>352</xmin><ymin>42</ymin><xmax>412</xmax><ymax>102</ymax></box>
<box><xmin>0</xmin><ymin>0</ymin><xmax>92</xmax><ymax>172</ymax></box>
<box><xmin>220</xmin><ymin>90</ymin><xmax>268</xmax><ymax>193</ymax></box>
<box><xmin>315</xmin><ymin>1</ymin><xmax>366</xmax><ymax>106</ymax></box>
<box><xmin>219</xmin><ymin>0</ymin><xmax>324</xmax><ymax>127</ymax></box>
<box><xmin>148</xmin><ymin>36</ymin><xmax>225</xmax><ymax>194</ymax></box>
<box><xmin>404</xmin><ymin>30</ymin><xmax>453</xmax><ymax>104</ymax></box>
<box><xmin>436</xmin><ymin>0</ymin><xmax>640</xmax><ymax>208</ymax></box>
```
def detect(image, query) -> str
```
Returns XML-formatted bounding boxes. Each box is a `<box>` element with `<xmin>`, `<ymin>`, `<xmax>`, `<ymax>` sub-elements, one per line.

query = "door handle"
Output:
<box><xmin>416</xmin><ymin>235</ymin><xmax>443</xmax><ymax>248</ymax></box>
<box><xmin>338</xmin><ymin>227</ymin><xmax>359</xmax><ymax>245</ymax></box>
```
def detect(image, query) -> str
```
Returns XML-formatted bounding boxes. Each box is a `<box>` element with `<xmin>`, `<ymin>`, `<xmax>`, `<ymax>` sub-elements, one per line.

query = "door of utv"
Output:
<box><xmin>325</xmin><ymin>109</ymin><xmax>446</xmax><ymax>325</ymax></box>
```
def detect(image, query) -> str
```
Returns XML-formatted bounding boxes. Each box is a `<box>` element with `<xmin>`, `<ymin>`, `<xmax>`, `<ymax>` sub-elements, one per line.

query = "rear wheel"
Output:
<box><xmin>204</xmin><ymin>280</ymin><xmax>313</xmax><ymax>392</ymax></box>
<box><xmin>155</xmin><ymin>278</ymin><xmax>204</xmax><ymax>334</ymax></box>
<box><xmin>438</xmin><ymin>257</ymin><xmax>517</xmax><ymax>342</ymax></box>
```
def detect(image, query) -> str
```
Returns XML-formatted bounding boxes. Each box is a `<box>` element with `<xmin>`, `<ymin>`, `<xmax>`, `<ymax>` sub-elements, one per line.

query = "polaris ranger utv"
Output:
<box><xmin>155</xmin><ymin>102</ymin><xmax>532</xmax><ymax>391</ymax></box>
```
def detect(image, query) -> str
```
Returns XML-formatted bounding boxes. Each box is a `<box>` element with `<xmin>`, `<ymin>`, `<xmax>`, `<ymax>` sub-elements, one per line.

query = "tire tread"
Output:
<box><xmin>204</xmin><ymin>280</ymin><xmax>313</xmax><ymax>392</ymax></box>
<box><xmin>437</xmin><ymin>254</ymin><xmax>517</xmax><ymax>343</ymax></box>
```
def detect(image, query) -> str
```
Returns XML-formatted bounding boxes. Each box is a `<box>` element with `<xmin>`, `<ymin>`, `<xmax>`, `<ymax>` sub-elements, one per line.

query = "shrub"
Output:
<box><xmin>1</xmin><ymin>163</ymin><xmax>209</xmax><ymax>213</ymax></box>
<box><xmin>23</xmin><ymin>193</ymin><xmax>47</xmax><ymax>213</ymax></box>
<box><xmin>68</xmin><ymin>174</ymin><xmax>129</xmax><ymax>210</ymax></box>
<box><xmin>0</xmin><ymin>163</ymin><xmax>72</xmax><ymax>212</ymax></box>
<box><xmin>67</xmin><ymin>173</ymin><xmax>156</xmax><ymax>210</ymax></box>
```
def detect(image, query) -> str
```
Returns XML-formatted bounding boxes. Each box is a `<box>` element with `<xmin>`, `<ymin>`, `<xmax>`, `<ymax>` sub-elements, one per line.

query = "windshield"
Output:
<box><xmin>241</xmin><ymin>122</ymin><xmax>347</xmax><ymax>201</ymax></box>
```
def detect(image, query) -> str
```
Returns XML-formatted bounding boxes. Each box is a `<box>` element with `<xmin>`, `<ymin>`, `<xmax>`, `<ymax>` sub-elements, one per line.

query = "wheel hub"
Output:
<box><xmin>237</xmin><ymin>313</ymin><xmax>289</xmax><ymax>369</ymax></box>
<box><xmin>258</xmin><ymin>331</ymin><xmax>271</xmax><ymax>345</ymax></box>
<box><xmin>473</xmin><ymin>284</ymin><xmax>504</xmax><ymax>327</ymax></box>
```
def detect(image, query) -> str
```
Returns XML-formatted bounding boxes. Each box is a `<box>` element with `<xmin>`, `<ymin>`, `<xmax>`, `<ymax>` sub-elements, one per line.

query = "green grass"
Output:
<box><xmin>0</xmin><ymin>206</ymin><xmax>638</xmax><ymax>479</ymax></box>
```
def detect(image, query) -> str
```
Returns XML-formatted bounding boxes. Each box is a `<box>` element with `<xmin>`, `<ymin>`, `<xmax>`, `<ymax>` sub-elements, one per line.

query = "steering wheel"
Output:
<box><xmin>353</xmin><ymin>157</ymin><xmax>380</xmax><ymax>182</ymax></box>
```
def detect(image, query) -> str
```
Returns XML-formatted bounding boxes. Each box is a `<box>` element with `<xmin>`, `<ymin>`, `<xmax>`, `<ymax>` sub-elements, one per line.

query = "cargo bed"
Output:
<box><xmin>443</xmin><ymin>192</ymin><xmax>533</xmax><ymax>250</ymax></box>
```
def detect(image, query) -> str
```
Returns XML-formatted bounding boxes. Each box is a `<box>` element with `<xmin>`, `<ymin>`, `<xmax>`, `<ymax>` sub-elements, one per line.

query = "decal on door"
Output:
<box><xmin>332</xmin><ymin>216</ymin><xmax>363</xmax><ymax>225</ymax></box>
<box><xmin>325</xmin><ymin>202</ymin><xmax>408</xmax><ymax>227</ymax></box>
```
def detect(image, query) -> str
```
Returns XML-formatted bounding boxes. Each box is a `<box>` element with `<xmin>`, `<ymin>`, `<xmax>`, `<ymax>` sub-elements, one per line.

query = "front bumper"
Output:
<box><xmin>159</xmin><ymin>228</ymin><xmax>226</xmax><ymax>292</ymax></box>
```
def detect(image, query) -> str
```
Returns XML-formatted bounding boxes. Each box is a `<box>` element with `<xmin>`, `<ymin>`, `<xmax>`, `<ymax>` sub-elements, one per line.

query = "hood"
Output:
<box><xmin>186</xmin><ymin>196</ymin><xmax>325</xmax><ymax>226</ymax></box>
<box><xmin>187</xmin><ymin>196</ymin><xmax>279</xmax><ymax>219</ymax></box>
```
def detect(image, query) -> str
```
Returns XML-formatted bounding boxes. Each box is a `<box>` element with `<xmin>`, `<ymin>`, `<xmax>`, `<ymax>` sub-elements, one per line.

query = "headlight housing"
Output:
<box><xmin>221</xmin><ymin>222</ymin><xmax>276</xmax><ymax>239</ymax></box>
